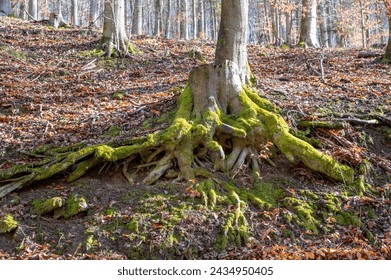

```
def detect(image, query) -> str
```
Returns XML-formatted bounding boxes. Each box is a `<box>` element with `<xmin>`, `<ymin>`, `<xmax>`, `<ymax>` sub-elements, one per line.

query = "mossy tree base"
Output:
<box><xmin>0</xmin><ymin>60</ymin><xmax>354</xmax><ymax>199</ymax></box>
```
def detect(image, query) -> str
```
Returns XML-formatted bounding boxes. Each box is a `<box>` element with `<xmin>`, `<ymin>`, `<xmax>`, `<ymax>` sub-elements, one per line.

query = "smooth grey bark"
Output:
<box><xmin>197</xmin><ymin>0</ymin><xmax>205</xmax><ymax>38</ymax></box>
<box><xmin>215</xmin><ymin>0</ymin><xmax>249</xmax><ymax>83</ymax></box>
<box><xmin>71</xmin><ymin>0</ymin><xmax>79</xmax><ymax>26</ymax></box>
<box><xmin>132</xmin><ymin>0</ymin><xmax>142</xmax><ymax>35</ymax></box>
<box><xmin>359</xmin><ymin>0</ymin><xmax>367</xmax><ymax>49</ymax></box>
<box><xmin>28</xmin><ymin>0</ymin><xmax>38</xmax><ymax>20</ymax></box>
<box><xmin>89</xmin><ymin>0</ymin><xmax>99</xmax><ymax>27</ymax></box>
<box><xmin>154</xmin><ymin>0</ymin><xmax>162</xmax><ymax>36</ymax></box>
<box><xmin>165</xmin><ymin>0</ymin><xmax>172</xmax><ymax>38</ymax></box>
<box><xmin>192</xmin><ymin>0</ymin><xmax>197</xmax><ymax>38</ymax></box>
<box><xmin>179</xmin><ymin>0</ymin><xmax>189</xmax><ymax>40</ymax></box>
<box><xmin>101</xmin><ymin>0</ymin><xmax>129</xmax><ymax>56</ymax></box>
<box><xmin>384</xmin><ymin>0</ymin><xmax>391</xmax><ymax>60</ymax></box>
<box><xmin>299</xmin><ymin>0</ymin><xmax>319</xmax><ymax>47</ymax></box>
<box><xmin>19</xmin><ymin>1</ymin><xmax>26</xmax><ymax>19</ymax></box>
<box><xmin>319</xmin><ymin>0</ymin><xmax>329</xmax><ymax>47</ymax></box>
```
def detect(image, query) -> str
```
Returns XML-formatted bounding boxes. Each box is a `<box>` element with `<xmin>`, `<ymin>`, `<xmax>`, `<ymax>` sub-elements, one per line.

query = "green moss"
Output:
<box><xmin>126</xmin><ymin>219</ymin><xmax>139</xmax><ymax>233</ymax></box>
<box><xmin>298</xmin><ymin>41</ymin><xmax>306</xmax><ymax>48</ymax></box>
<box><xmin>103</xmin><ymin>125</ymin><xmax>121</xmax><ymax>137</ymax></box>
<box><xmin>112</xmin><ymin>93</ymin><xmax>124</xmax><ymax>100</ymax></box>
<box><xmin>300</xmin><ymin>190</ymin><xmax>319</xmax><ymax>200</ymax></box>
<box><xmin>54</xmin><ymin>194</ymin><xmax>88</xmax><ymax>219</ymax></box>
<box><xmin>244</xmin><ymin>181</ymin><xmax>285</xmax><ymax>210</ymax></box>
<box><xmin>0</xmin><ymin>214</ymin><xmax>18</xmax><ymax>233</ymax></box>
<box><xmin>324</xmin><ymin>193</ymin><xmax>341</xmax><ymax>212</ymax></box>
<box><xmin>78</xmin><ymin>49</ymin><xmax>104</xmax><ymax>58</ymax></box>
<box><xmin>283</xmin><ymin>197</ymin><xmax>319</xmax><ymax>234</ymax></box>
<box><xmin>335</xmin><ymin>212</ymin><xmax>363</xmax><ymax>228</ymax></box>
<box><xmin>381</xmin><ymin>58</ymin><xmax>390</xmax><ymax>64</ymax></box>
<box><xmin>31</xmin><ymin>197</ymin><xmax>63</xmax><ymax>215</ymax></box>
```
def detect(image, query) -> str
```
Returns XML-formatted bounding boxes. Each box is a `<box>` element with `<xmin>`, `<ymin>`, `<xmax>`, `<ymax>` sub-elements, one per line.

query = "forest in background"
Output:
<box><xmin>0</xmin><ymin>1</ymin><xmax>390</xmax><ymax>260</ymax></box>
<box><xmin>0</xmin><ymin>0</ymin><xmax>390</xmax><ymax>49</ymax></box>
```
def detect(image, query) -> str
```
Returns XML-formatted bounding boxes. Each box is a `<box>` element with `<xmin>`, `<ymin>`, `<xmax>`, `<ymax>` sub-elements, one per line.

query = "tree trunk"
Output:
<box><xmin>132</xmin><ymin>0</ymin><xmax>143</xmax><ymax>35</ymax></box>
<box><xmin>299</xmin><ymin>0</ymin><xmax>319</xmax><ymax>47</ymax></box>
<box><xmin>180</xmin><ymin>0</ymin><xmax>189</xmax><ymax>39</ymax></box>
<box><xmin>319</xmin><ymin>0</ymin><xmax>329</xmax><ymax>47</ymax></box>
<box><xmin>165</xmin><ymin>0</ymin><xmax>172</xmax><ymax>38</ymax></box>
<box><xmin>0</xmin><ymin>0</ymin><xmax>356</xmax><ymax>202</ymax></box>
<box><xmin>197</xmin><ymin>0</ymin><xmax>205</xmax><ymax>39</ymax></box>
<box><xmin>154</xmin><ymin>0</ymin><xmax>162</xmax><ymax>37</ymax></box>
<box><xmin>71</xmin><ymin>0</ymin><xmax>79</xmax><ymax>26</ymax></box>
<box><xmin>0</xmin><ymin>0</ymin><xmax>11</xmax><ymax>16</ymax></box>
<box><xmin>89</xmin><ymin>0</ymin><xmax>99</xmax><ymax>27</ymax></box>
<box><xmin>101</xmin><ymin>0</ymin><xmax>130</xmax><ymax>57</ymax></box>
<box><xmin>384</xmin><ymin>0</ymin><xmax>391</xmax><ymax>61</ymax></box>
<box><xmin>28</xmin><ymin>0</ymin><xmax>38</xmax><ymax>20</ymax></box>
<box><xmin>215</xmin><ymin>0</ymin><xmax>249</xmax><ymax>83</ymax></box>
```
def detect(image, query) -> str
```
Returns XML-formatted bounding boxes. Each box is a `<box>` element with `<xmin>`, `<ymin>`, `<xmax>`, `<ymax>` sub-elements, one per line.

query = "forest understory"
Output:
<box><xmin>0</xmin><ymin>17</ymin><xmax>391</xmax><ymax>260</ymax></box>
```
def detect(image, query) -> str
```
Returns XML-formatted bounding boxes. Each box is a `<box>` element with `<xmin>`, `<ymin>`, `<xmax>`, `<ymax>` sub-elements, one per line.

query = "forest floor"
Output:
<box><xmin>0</xmin><ymin>17</ymin><xmax>390</xmax><ymax>260</ymax></box>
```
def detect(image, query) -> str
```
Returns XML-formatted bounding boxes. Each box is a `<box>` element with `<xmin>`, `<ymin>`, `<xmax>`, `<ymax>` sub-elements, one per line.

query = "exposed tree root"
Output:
<box><xmin>0</xmin><ymin>61</ymin><xmax>356</xmax><ymax>198</ymax></box>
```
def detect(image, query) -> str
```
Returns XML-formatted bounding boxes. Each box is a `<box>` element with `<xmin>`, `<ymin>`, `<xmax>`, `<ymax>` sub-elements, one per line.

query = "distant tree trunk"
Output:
<box><xmin>71</xmin><ymin>0</ymin><xmax>79</xmax><ymax>26</ymax></box>
<box><xmin>384</xmin><ymin>0</ymin><xmax>391</xmax><ymax>60</ymax></box>
<box><xmin>154</xmin><ymin>0</ymin><xmax>162</xmax><ymax>36</ymax></box>
<box><xmin>132</xmin><ymin>0</ymin><xmax>142</xmax><ymax>35</ymax></box>
<box><xmin>179</xmin><ymin>0</ymin><xmax>188</xmax><ymax>39</ymax></box>
<box><xmin>197</xmin><ymin>0</ymin><xmax>205</xmax><ymax>38</ymax></box>
<box><xmin>319</xmin><ymin>0</ymin><xmax>328</xmax><ymax>47</ymax></box>
<box><xmin>28</xmin><ymin>0</ymin><xmax>38</xmax><ymax>20</ymax></box>
<box><xmin>285</xmin><ymin>9</ymin><xmax>293</xmax><ymax>46</ymax></box>
<box><xmin>359</xmin><ymin>0</ymin><xmax>366</xmax><ymax>49</ymax></box>
<box><xmin>19</xmin><ymin>0</ymin><xmax>26</xmax><ymax>19</ymax></box>
<box><xmin>165</xmin><ymin>0</ymin><xmax>172</xmax><ymax>38</ymax></box>
<box><xmin>192</xmin><ymin>0</ymin><xmax>197</xmax><ymax>38</ymax></box>
<box><xmin>101</xmin><ymin>0</ymin><xmax>130</xmax><ymax>57</ymax></box>
<box><xmin>89</xmin><ymin>0</ymin><xmax>99</xmax><ymax>27</ymax></box>
<box><xmin>299</xmin><ymin>0</ymin><xmax>319</xmax><ymax>47</ymax></box>
<box><xmin>0</xmin><ymin>0</ymin><xmax>11</xmax><ymax>16</ymax></box>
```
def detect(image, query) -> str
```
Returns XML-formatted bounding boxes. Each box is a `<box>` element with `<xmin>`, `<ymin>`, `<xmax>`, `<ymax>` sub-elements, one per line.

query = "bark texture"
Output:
<box><xmin>299</xmin><ymin>0</ymin><xmax>319</xmax><ymax>48</ymax></box>
<box><xmin>101</xmin><ymin>0</ymin><xmax>130</xmax><ymax>57</ymax></box>
<box><xmin>0</xmin><ymin>0</ymin><xmax>11</xmax><ymax>15</ymax></box>
<box><xmin>384</xmin><ymin>0</ymin><xmax>391</xmax><ymax>60</ymax></box>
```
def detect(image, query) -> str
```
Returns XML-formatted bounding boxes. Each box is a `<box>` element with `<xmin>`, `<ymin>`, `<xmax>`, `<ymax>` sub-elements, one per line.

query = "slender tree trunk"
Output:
<box><xmin>154</xmin><ymin>0</ymin><xmax>162</xmax><ymax>36</ymax></box>
<box><xmin>319</xmin><ymin>0</ymin><xmax>328</xmax><ymax>47</ymax></box>
<box><xmin>359</xmin><ymin>0</ymin><xmax>366</xmax><ymax>49</ymax></box>
<box><xmin>299</xmin><ymin>0</ymin><xmax>319</xmax><ymax>47</ymax></box>
<box><xmin>285</xmin><ymin>9</ymin><xmax>293</xmax><ymax>46</ymax></box>
<box><xmin>89</xmin><ymin>0</ymin><xmax>98</xmax><ymax>27</ymax></box>
<box><xmin>132</xmin><ymin>0</ymin><xmax>142</xmax><ymax>35</ymax></box>
<box><xmin>165</xmin><ymin>0</ymin><xmax>172</xmax><ymax>38</ymax></box>
<box><xmin>71</xmin><ymin>0</ymin><xmax>79</xmax><ymax>26</ymax></box>
<box><xmin>28</xmin><ymin>0</ymin><xmax>38</xmax><ymax>20</ymax></box>
<box><xmin>19</xmin><ymin>1</ymin><xmax>26</xmax><ymax>19</ymax></box>
<box><xmin>192</xmin><ymin>0</ymin><xmax>197</xmax><ymax>38</ymax></box>
<box><xmin>180</xmin><ymin>0</ymin><xmax>189</xmax><ymax>39</ymax></box>
<box><xmin>197</xmin><ymin>0</ymin><xmax>205</xmax><ymax>38</ymax></box>
<box><xmin>384</xmin><ymin>0</ymin><xmax>391</xmax><ymax>60</ymax></box>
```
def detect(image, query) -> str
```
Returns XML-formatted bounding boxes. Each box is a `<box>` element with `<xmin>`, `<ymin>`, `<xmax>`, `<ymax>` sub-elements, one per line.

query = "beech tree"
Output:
<box><xmin>0</xmin><ymin>0</ymin><xmax>356</xmax><ymax>199</ymax></box>
<box><xmin>100</xmin><ymin>0</ymin><xmax>130</xmax><ymax>57</ymax></box>
<box><xmin>28</xmin><ymin>0</ymin><xmax>38</xmax><ymax>20</ymax></box>
<box><xmin>384</xmin><ymin>0</ymin><xmax>391</xmax><ymax>61</ymax></box>
<box><xmin>299</xmin><ymin>0</ymin><xmax>319</xmax><ymax>47</ymax></box>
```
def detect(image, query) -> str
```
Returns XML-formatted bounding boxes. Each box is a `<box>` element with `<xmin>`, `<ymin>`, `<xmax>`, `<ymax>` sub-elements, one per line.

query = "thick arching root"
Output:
<box><xmin>0</xmin><ymin>63</ymin><xmax>355</xmax><ymax>198</ymax></box>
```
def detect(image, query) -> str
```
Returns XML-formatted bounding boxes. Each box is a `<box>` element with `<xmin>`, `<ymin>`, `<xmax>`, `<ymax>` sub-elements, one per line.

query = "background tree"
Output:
<box><xmin>28</xmin><ymin>0</ymin><xmax>38</xmax><ymax>20</ymax></box>
<box><xmin>384</xmin><ymin>0</ymin><xmax>391</xmax><ymax>60</ymax></box>
<box><xmin>71</xmin><ymin>0</ymin><xmax>79</xmax><ymax>26</ymax></box>
<box><xmin>100</xmin><ymin>0</ymin><xmax>130</xmax><ymax>56</ymax></box>
<box><xmin>299</xmin><ymin>0</ymin><xmax>319</xmax><ymax>47</ymax></box>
